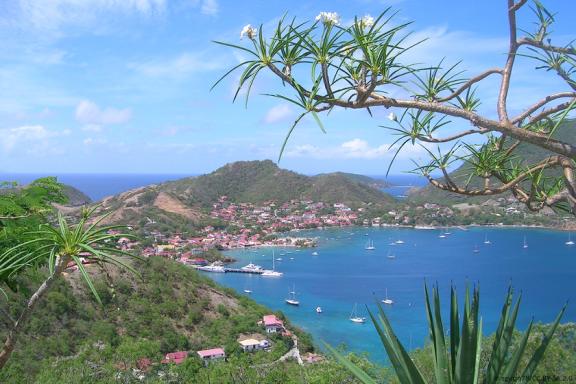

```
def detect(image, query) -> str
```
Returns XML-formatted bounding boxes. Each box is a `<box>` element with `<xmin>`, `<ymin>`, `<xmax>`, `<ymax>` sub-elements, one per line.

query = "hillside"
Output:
<box><xmin>62</xmin><ymin>184</ymin><xmax>92</xmax><ymax>206</ymax></box>
<box><xmin>0</xmin><ymin>257</ymin><xmax>373</xmax><ymax>383</ymax></box>
<box><xmin>94</xmin><ymin>160</ymin><xmax>397</xmax><ymax>229</ymax></box>
<box><xmin>408</xmin><ymin>119</ymin><xmax>576</xmax><ymax>206</ymax></box>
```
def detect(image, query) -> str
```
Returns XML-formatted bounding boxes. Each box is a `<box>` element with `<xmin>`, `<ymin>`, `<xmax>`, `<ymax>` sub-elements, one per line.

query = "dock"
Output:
<box><xmin>224</xmin><ymin>268</ymin><xmax>264</xmax><ymax>274</ymax></box>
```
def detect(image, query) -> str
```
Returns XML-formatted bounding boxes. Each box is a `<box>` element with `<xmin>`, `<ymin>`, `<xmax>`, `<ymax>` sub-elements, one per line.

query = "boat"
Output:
<box><xmin>386</xmin><ymin>250</ymin><xmax>396</xmax><ymax>259</ymax></box>
<box><xmin>395</xmin><ymin>240</ymin><xmax>405</xmax><ymax>244</ymax></box>
<box><xmin>285</xmin><ymin>285</ymin><xmax>300</xmax><ymax>306</ymax></box>
<box><xmin>241</xmin><ymin>263</ymin><xmax>263</xmax><ymax>272</ymax></box>
<box><xmin>262</xmin><ymin>252</ymin><xmax>283</xmax><ymax>277</ymax></box>
<box><xmin>349</xmin><ymin>303</ymin><xmax>366</xmax><ymax>323</ymax></box>
<box><xmin>316</xmin><ymin>306</ymin><xmax>322</xmax><ymax>314</ymax></box>
<box><xmin>276</xmin><ymin>258</ymin><xmax>283</xmax><ymax>261</ymax></box>
<box><xmin>566</xmin><ymin>233</ymin><xmax>575</xmax><ymax>246</ymax></box>
<box><xmin>197</xmin><ymin>264</ymin><xmax>225</xmax><ymax>273</ymax></box>
<box><xmin>312</xmin><ymin>251</ymin><xmax>319</xmax><ymax>256</ymax></box>
<box><xmin>438</xmin><ymin>233</ymin><xmax>446</xmax><ymax>239</ymax></box>
<box><xmin>382</xmin><ymin>288</ymin><xmax>394</xmax><ymax>305</ymax></box>
<box><xmin>473</xmin><ymin>244</ymin><xmax>480</xmax><ymax>253</ymax></box>
<box><xmin>243</xmin><ymin>289</ymin><xmax>252</xmax><ymax>294</ymax></box>
<box><xmin>523</xmin><ymin>236</ymin><xmax>528</xmax><ymax>249</ymax></box>
<box><xmin>365</xmin><ymin>239</ymin><xmax>376</xmax><ymax>250</ymax></box>
<box><xmin>483</xmin><ymin>234</ymin><xmax>491</xmax><ymax>245</ymax></box>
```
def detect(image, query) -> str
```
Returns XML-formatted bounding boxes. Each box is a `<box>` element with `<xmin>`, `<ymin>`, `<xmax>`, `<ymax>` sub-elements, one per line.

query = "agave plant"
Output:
<box><xmin>325</xmin><ymin>285</ymin><xmax>566</xmax><ymax>384</ymax></box>
<box><xmin>0</xmin><ymin>206</ymin><xmax>140</xmax><ymax>368</ymax></box>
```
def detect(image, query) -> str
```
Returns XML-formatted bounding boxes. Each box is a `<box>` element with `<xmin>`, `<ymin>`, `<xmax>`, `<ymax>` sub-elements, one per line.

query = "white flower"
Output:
<box><xmin>359</xmin><ymin>14</ymin><xmax>375</xmax><ymax>29</ymax></box>
<box><xmin>388</xmin><ymin>112</ymin><xmax>397</xmax><ymax>122</ymax></box>
<box><xmin>240</xmin><ymin>24</ymin><xmax>257</xmax><ymax>40</ymax></box>
<box><xmin>315</xmin><ymin>12</ymin><xmax>340</xmax><ymax>26</ymax></box>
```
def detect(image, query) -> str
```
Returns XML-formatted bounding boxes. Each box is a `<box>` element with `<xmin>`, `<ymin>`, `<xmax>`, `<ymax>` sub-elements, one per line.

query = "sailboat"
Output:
<box><xmin>349</xmin><ymin>303</ymin><xmax>366</xmax><ymax>323</ymax></box>
<box><xmin>262</xmin><ymin>250</ymin><xmax>283</xmax><ymax>277</ymax></box>
<box><xmin>386</xmin><ymin>250</ymin><xmax>396</xmax><ymax>259</ymax></box>
<box><xmin>566</xmin><ymin>233</ymin><xmax>575</xmax><ymax>246</ymax></box>
<box><xmin>473</xmin><ymin>244</ymin><xmax>480</xmax><ymax>253</ymax></box>
<box><xmin>382</xmin><ymin>288</ymin><xmax>394</xmax><ymax>305</ymax></box>
<box><xmin>523</xmin><ymin>236</ymin><xmax>528</xmax><ymax>249</ymax></box>
<box><xmin>365</xmin><ymin>239</ymin><xmax>375</xmax><ymax>250</ymax></box>
<box><xmin>483</xmin><ymin>234</ymin><xmax>491</xmax><ymax>245</ymax></box>
<box><xmin>285</xmin><ymin>285</ymin><xmax>300</xmax><ymax>306</ymax></box>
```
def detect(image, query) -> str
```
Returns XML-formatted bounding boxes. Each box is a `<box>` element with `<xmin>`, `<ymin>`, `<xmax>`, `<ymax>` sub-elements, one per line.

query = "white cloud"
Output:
<box><xmin>83</xmin><ymin>137</ymin><xmax>107</xmax><ymax>146</ymax></box>
<box><xmin>285</xmin><ymin>138</ymin><xmax>431</xmax><ymax>160</ymax></box>
<box><xmin>81</xmin><ymin>124</ymin><xmax>102</xmax><ymax>132</ymax></box>
<box><xmin>263</xmin><ymin>104</ymin><xmax>294</xmax><ymax>124</ymax></box>
<box><xmin>201</xmin><ymin>0</ymin><xmax>219</xmax><ymax>16</ymax></box>
<box><xmin>75</xmin><ymin>100</ymin><xmax>132</xmax><ymax>125</ymax></box>
<box><xmin>128</xmin><ymin>52</ymin><xmax>225</xmax><ymax>78</ymax></box>
<box><xmin>6</xmin><ymin>0</ymin><xmax>166</xmax><ymax>32</ymax></box>
<box><xmin>0</xmin><ymin>125</ymin><xmax>69</xmax><ymax>152</ymax></box>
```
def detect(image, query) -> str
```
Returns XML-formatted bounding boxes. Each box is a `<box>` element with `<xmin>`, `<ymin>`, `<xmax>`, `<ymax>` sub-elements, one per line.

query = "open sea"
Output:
<box><xmin>204</xmin><ymin>226</ymin><xmax>576</xmax><ymax>364</ymax></box>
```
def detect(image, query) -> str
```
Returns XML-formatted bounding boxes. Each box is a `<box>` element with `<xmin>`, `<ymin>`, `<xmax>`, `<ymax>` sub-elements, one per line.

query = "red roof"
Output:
<box><xmin>162</xmin><ymin>351</ymin><xmax>188</xmax><ymax>364</ymax></box>
<box><xmin>196</xmin><ymin>347</ymin><xmax>225</xmax><ymax>359</ymax></box>
<box><xmin>263</xmin><ymin>314</ymin><xmax>284</xmax><ymax>327</ymax></box>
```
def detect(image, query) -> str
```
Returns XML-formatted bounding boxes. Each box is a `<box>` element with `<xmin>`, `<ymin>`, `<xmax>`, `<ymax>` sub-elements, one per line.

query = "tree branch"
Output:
<box><xmin>437</xmin><ymin>68</ymin><xmax>502</xmax><ymax>102</ymax></box>
<box><xmin>418</xmin><ymin>128</ymin><xmax>489</xmax><ymax>143</ymax></box>
<box><xmin>498</xmin><ymin>0</ymin><xmax>522</xmax><ymax>122</ymax></box>
<box><xmin>512</xmin><ymin>92</ymin><xmax>576</xmax><ymax>124</ymax></box>
<box><xmin>518</xmin><ymin>37</ymin><xmax>576</xmax><ymax>55</ymax></box>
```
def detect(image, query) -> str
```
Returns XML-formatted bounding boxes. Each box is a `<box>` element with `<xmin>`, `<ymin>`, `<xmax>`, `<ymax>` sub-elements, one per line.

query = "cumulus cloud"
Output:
<box><xmin>75</xmin><ymin>100</ymin><xmax>132</xmax><ymax>125</ymax></box>
<box><xmin>263</xmin><ymin>104</ymin><xmax>294</xmax><ymax>124</ymax></box>
<box><xmin>285</xmin><ymin>138</ymin><xmax>431</xmax><ymax>160</ymax></box>
<box><xmin>128</xmin><ymin>52</ymin><xmax>225</xmax><ymax>78</ymax></box>
<box><xmin>0</xmin><ymin>125</ymin><xmax>69</xmax><ymax>152</ymax></box>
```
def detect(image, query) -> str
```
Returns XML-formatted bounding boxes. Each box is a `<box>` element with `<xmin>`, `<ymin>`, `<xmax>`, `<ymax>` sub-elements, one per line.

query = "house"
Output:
<box><xmin>262</xmin><ymin>314</ymin><xmax>284</xmax><ymax>333</ymax></box>
<box><xmin>196</xmin><ymin>348</ymin><xmax>225</xmax><ymax>365</ymax></box>
<box><xmin>239</xmin><ymin>338</ymin><xmax>270</xmax><ymax>352</ymax></box>
<box><xmin>161</xmin><ymin>351</ymin><xmax>188</xmax><ymax>364</ymax></box>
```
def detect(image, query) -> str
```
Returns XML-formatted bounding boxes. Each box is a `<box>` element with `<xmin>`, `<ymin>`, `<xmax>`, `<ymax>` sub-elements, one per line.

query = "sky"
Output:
<box><xmin>0</xmin><ymin>0</ymin><xmax>574</xmax><ymax>175</ymax></box>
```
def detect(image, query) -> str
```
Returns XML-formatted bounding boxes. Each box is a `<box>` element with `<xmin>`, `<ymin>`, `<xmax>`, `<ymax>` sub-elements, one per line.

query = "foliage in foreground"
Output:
<box><xmin>328</xmin><ymin>285</ymin><xmax>567</xmax><ymax>384</ymax></box>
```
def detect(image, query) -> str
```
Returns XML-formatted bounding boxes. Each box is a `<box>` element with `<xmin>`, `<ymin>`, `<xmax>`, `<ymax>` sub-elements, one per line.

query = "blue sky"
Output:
<box><xmin>0</xmin><ymin>0</ymin><xmax>574</xmax><ymax>175</ymax></box>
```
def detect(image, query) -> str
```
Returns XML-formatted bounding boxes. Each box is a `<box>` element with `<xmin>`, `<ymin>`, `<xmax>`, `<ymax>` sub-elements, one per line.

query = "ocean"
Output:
<box><xmin>204</xmin><ymin>226</ymin><xmax>576</xmax><ymax>364</ymax></box>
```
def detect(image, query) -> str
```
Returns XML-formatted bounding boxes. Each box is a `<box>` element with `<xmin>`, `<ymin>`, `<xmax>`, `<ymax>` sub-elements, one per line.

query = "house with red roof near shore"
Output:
<box><xmin>161</xmin><ymin>351</ymin><xmax>188</xmax><ymax>364</ymax></box>
<box><xmin>261</xmin><ymin>314</ymin><xmax>285</xmax><ymax>333</ymax></box>
<box><xmin>196</xmin><ymin>348</ymin><xmax>225</xmax><ymax>365</ymax></box>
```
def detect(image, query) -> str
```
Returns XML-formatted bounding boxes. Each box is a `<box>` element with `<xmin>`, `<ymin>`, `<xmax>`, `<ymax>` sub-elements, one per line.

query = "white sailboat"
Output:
<box><xmin>382</xmin><ymin>288</ymin><xmax>394</xmax><ymax>305</ymax></box>
<box><xmin>349</xmin><ymin>303</ymin><xmax>366</xmax><ymax>323</ymax></box>
<box><xmin>483</xmin><ymin>234</ymin><xmax>491</xmax><ymax>245</ymax></box>
<box><xmin>262</xmin><ymin>251</ymin><xmax>283</xmax><ymax>277</ymax></box>
<box><xmin>316</xmin><ymin>306</ymin><xmax>323</xmax><ymax>314</ymax></box>
<box><xmin>285</xmin><ymin>285</ymin><xmax>300</xmax><ymax>306</ymax></box>
<box><xmin>566</xmin><ymin>233</ymin><xmax>575</xmax><ymax>246</ymax></box>
<box><xmin>386</xmin><ymin>250</ymin><xmax>396</xmax><ymax>259</ymax></box>
<box><xmin>523</xmin><ymin>236</ymin><xmax>528</xmax><ymax>249</ymax></box>
<box><xmin>365</xmin><ymin>239</ymin><xmax>376</xmax><ymax>250</ymax></box>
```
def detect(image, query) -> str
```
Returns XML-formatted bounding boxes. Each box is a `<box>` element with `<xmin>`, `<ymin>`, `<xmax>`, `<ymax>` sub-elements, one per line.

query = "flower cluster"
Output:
<box><xmin>359</xmin><ymin>14</ymin><xmax>375</xmax><ymax>29</ymax></box>
<box><xmin>315</xmin><ymin>12</ymin><xmax>340</xmax><ymax>26</ymax></box>
<box><xmin>240</xmin><ymin>24</ymin><xmax>257</xmax><ymax>40</ymax></box>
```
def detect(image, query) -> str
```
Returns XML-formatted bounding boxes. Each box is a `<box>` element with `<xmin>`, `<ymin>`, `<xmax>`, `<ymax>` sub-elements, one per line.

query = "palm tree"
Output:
<box><xmin>326</xmin><ymin>285</ymin><xmax>566</xmax><ymax>384</ymax></box>
<box><xmin>0</xmin><ymin>207</ymin><xmax>139</xmax><ymax>368</ymax></box>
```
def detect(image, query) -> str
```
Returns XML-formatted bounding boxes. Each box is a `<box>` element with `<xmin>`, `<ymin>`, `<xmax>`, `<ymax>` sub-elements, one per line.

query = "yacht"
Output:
<box><xmin>566</xmin><ymin>233</ymin><xmax>575</xmax><ymax>246</ymax></box>
<box><xmin>243</xmin><ymin>289</ymin><xmax>252</xmax><ymax>294</ymax></box>
<box><xmin>262</xmin><ymin>253</ymin><xmax>283</xmax><ymax>277</ymax></box>
<box><xmin>365</xmin><ymin>239</ymin><xmax>376</xmax><ymax>250</ymax></box>
<box><xmin>316</xmin><ymin>306</ymin><xmax>323</xmax><ymax>314</ymax></box>
<box><xmin>523</xmin><ymin>236</ymin><xmax>528</xmax><ymax>249</ymax></box>
<box><xmin>241</xmin><ymin>263</ymin><xmax>263</xmax><ymax>272</ymax></box>
<box><xmin>197</xmin><ymin>264</ymin><xmax>225</xmax><ymax>273</ymax></box>
<box><xmin>382</xmin><ymin>288</ymin><xmax>394</xmax><ymax>305</ymax></box>
<box><xmin>395</xmin><ymin>240</ymin><xmax>405</xmax><ymax>245</ymax></box>
<box><xmin>483</xmin><ymin>234</ymin><xmax>491</xmax><ymax>245</ymax></box>
<box><xmin>285</xmin><ymin>285</ymin><xmax>300</xmax><ymax>306</ymax></box>
<box><xmin>349</xmin><ymin>303</ymin><xmax>366</xmax><ymax>323</ymax></box>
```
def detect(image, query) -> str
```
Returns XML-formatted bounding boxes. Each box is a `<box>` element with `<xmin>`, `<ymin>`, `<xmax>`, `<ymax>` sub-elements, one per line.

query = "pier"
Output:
<box><xmin>224</xmin><ymin>268</ymin><xmax>264</xmax><ymax>274</ymax></box>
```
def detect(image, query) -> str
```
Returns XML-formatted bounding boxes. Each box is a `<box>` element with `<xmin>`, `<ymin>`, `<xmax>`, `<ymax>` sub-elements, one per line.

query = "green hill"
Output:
<box><xmin>94</xmin><ymin>160</ymin><xmax>397</xmax><ymax>229</ymax></box>
<box><xmin>407</xmin><ymin>119</ymin><xmax>576</xmax><ymax>205</ymax></box>
<box><xmin>0</xmin><ymin>257</ymin><xmax>368</xmax><ymax>383</ymax></box>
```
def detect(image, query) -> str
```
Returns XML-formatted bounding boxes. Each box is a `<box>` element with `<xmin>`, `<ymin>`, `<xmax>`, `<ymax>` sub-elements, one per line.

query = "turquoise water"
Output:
<box><xmin>202</xmin><ymin>227</ymin><xmax>576</xmax><ymax>364</ymax></box>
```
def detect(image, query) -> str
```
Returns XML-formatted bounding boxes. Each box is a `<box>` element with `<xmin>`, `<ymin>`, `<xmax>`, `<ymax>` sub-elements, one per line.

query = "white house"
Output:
<box><xmin>239</xmin><ymin>339</ymin><xmax>270</xmax><ymax>352</ymax></box>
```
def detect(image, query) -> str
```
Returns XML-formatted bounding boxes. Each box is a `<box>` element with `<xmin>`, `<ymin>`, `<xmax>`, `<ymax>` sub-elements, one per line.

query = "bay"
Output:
<box><xmin>203</xmin><ymin>226</ymin><xmax>576</xmax><ymax>364</ymax></box>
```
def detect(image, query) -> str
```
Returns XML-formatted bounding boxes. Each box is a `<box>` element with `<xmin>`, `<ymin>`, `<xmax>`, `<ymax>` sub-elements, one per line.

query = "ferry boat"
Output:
<box><xmin>349</xmin><ymin>303</ymin><xmax>365</xmax><ymax>323</ymax></box>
